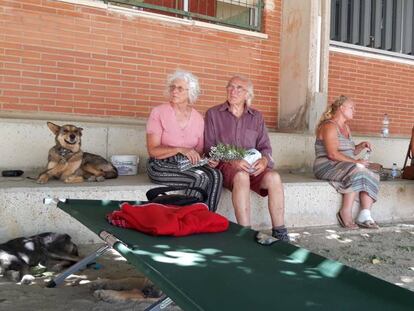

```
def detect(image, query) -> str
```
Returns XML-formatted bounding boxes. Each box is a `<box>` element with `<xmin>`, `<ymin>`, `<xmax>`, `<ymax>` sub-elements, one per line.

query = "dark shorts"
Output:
<box><xmin>218</xmin><ymin>162</ymin><xmax>270</xmax><ymax>197</ymax></box>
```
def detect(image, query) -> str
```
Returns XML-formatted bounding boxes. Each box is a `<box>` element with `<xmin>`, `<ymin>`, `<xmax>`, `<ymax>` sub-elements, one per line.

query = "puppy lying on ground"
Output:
<box><xmin>37</xmin><ymin>122</ymin><xmax>118</xmax><ymax>184</ymax></box>
<box><xmin>0</xmin><ymin>232</ymin><xmax>80</xmax><ymax>284</ymax></box>
<box><xmin>90</xmin><ymin>277</ymin><xmax>163</xmax><ymax>303</ymax></box>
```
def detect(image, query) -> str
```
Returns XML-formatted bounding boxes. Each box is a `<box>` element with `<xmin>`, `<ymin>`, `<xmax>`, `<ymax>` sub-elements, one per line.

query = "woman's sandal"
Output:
<box><xmin>356</xmin><ymin>209</ymin><xmax>380</xmax><ymax>229</ymax></box>
<box><xmin>336</xmin><ymin>212</ymin><xmax>359</xmax><ymax>230</ymax></box>
<box><xmin>356</xmin><ymin>220</ymin><xmax>379</xmax><ymax>229</ymax></box>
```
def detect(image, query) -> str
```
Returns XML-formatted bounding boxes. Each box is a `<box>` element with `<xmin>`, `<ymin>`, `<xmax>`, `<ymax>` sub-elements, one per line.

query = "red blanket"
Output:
<box><xmin>107</xmin><ymin>202</ymin><xmax>229</xmax><ymax>236</ymax></box>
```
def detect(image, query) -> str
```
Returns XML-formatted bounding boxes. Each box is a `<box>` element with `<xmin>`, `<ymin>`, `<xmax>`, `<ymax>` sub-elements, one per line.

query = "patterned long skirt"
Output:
<box><xmin>147</xmin><ymin>155</ymin><xmax>223</xmax><ymax>212</ymax></box>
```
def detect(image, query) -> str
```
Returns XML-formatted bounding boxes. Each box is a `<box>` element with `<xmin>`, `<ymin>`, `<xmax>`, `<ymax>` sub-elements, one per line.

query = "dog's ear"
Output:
<box><xmin>47</xmin><ymin>122</ymin><xmax>61</xmax><ymax>135</ymax></box>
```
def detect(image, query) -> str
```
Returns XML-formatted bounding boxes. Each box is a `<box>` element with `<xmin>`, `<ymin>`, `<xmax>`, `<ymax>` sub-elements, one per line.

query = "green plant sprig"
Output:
<box><xmin>209</xmin><ymin>143</ymin><xmax>246</xmax><ymax>161</ymax></box>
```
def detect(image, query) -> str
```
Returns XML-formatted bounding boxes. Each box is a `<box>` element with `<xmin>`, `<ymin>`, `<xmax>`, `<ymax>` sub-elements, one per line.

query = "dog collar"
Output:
<box><xmin>58</xmin><ymin>147</ymin><xmax>72</xmax><ymax>157</ymax></box>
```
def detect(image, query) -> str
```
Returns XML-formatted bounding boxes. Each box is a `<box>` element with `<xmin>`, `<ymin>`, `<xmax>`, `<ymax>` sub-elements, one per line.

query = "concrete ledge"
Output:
<box><xmin>1</xmin><ymin>173</ymin><xmax>413</xmax><ymax>244</ymax></box>
<box><xmin>1</xmin><ymin>117</ymin><xmax>413</xmax><ymax>244</ymax></box>
<box><xmin>0</xmin><ymin>118</ymin><xmax>409</xmax><ymax>172</ymax></box>
<box><xmin>0</xmin><ymin>117</ymin><xmax>411</xmax><ymax>172</ymax></box>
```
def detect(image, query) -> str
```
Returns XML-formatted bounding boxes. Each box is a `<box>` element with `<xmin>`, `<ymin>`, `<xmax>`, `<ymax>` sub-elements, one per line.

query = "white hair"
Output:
<box><xmin>228</xmin><ymin>75</ymin><xmax>254</xmax><ymax>106</ymax></box>
<box><xmin>165</xmin><ymin>70</ymin><xmax>200</xmax><ymax>104</ymax></box>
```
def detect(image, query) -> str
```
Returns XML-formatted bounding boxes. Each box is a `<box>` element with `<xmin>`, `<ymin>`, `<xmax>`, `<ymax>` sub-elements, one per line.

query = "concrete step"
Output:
<box><xmin>1</xmin><ymin>172</ymin><xmax>413</xmax><ymax>244</ymax></box>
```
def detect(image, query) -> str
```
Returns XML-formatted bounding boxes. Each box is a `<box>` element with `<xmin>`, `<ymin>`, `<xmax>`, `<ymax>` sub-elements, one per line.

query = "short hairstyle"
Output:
<box><xmin>228</xmin><ymin>75</ymin><xmax>254</xmax><ymax>106</ymax></box>
<box><xmin>165</xmin><ymin>70</ymin><xmax>200</xmax><ymax>104</ymax></box>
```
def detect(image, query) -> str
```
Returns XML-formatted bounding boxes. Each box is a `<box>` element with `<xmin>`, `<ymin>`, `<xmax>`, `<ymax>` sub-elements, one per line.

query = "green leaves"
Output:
<box><xmin>209</xmin><ymin>143</ymin><xmax>246</xmax><ymax>161</ymax></box>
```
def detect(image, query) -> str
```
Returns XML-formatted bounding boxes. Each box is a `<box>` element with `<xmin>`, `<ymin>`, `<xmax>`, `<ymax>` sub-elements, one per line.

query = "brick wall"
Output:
<box><xmin>0</xmin><ymin>0</ymin><xmax>281</xmax><ymax>128</ymax></box>
<box><xmin>328</xmin><ymin>51</ymin><xmax>414</xmax><ymax>136</ymax></box>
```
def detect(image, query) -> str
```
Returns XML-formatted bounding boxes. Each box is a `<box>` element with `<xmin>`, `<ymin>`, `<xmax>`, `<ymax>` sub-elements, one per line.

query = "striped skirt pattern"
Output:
<box><xmin>313</xmin><ymin>139</ymin><xmax>380</xmax><ymax>201</ymax></box>
<box><xmin>147</xmin><ymin>155</ymin><xmax>223</xmax><ymax>212</ymax></box>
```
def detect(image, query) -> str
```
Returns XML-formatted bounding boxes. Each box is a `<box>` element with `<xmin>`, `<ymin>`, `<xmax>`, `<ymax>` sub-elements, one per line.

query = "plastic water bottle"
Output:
<box><xmin>363</xmin><ymin>150</ymin><xmax>371</xmax><ymax>161</ymax></box>
<box><xmin>391</xmin><ymin>163</ymin><xmax>398</xmax><ymax>179</ymax></box>
<box><xmin>381</xmin><ymin>114</ymin><xmax>389</xmax><ymax>137</ymax></box>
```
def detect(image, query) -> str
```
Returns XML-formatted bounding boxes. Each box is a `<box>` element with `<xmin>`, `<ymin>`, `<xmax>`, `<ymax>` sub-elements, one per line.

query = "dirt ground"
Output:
<box><xmin>292</xmin><ymin>222</ymin><xmax>414</xmax><ymax>292</ymax></box>
<box><xmin>0</xmin><ymin>222</ymin><xmax>413</xmax><ymax>311</ymax></box>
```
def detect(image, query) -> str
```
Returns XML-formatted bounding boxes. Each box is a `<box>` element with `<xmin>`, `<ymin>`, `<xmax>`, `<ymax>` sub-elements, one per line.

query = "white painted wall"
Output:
<box><xmin>0</xmin><ymin>118</ymin><xmax>410</xmax><ymax>173</ymax></box>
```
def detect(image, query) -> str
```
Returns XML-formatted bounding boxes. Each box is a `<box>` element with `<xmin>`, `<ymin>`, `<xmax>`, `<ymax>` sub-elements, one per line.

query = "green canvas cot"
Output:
<box><xmin>51</xmin><ymin>199</ymin><xmax>413</xmax><ymax>311</ymax></box>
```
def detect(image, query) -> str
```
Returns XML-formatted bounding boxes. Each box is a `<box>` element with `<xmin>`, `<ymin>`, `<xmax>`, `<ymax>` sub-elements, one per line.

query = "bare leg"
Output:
<box><xmin>339</xmin><ymin>192</ymin><xmax>358</xmax><ymax>227</ymax></box>
<box><xmin>232</xmin><ymin>171</ymin><xmax>251</xmax><ymax>226</ymax></box>
<box><xmin>357</xmin><ymin>191</ymin><xmax>379</xmax><ymax>228</ymax></box>
<box><xmin>359</xmin><ymin>191</ymin><xmax>374</xmax><ymax>210</ymax></box>
<box><xmin>260</xmin><ymin>171</ymin><xmax>285</xmax><ymax>227</ymax></box>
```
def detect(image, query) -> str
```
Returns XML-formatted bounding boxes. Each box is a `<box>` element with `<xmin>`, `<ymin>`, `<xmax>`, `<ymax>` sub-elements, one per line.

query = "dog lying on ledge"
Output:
<box><xmin>37</xmin><ymin>122</ymin><xmax>118</xmax><ymax>184</ymax></box>
<box><xmin>0</xmin><ymin>232</ymin><xmax>80</xmax><ymax>284</ymax></box>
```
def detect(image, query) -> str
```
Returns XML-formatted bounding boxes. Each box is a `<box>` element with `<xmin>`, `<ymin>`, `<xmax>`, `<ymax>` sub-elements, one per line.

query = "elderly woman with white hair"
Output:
<box><xmin>204</xmin><ymin>75</ymin><xmax>288</xmax><ymax>242</ymax></box>
<box><xmin>146</xmin><ymin>70</ymin><xmax>222</xmax><ymax>212</ymax></box>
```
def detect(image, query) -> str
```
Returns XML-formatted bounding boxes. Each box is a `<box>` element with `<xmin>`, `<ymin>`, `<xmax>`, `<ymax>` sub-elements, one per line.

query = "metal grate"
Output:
<box><xmin>104</xmin><ymin>0</ymin><xmax>264</xmax><ymax>31</ymax></box>
<box><xmin>331</xmin><ymin>0</ymin><xmax>414</xmax><ymax>55</ymax></box>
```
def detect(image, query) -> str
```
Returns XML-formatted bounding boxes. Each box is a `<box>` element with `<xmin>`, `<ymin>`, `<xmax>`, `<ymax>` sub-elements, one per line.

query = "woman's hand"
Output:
<box><xmin>181</xmin><ymin>148</ymin><xmax>201</xmax><ymax>164</ymax></box>
<box><xmin>251</xmin><ymin>157</ymin><xmax>268</xmax><ymax>176</ymax></box>
<box><xmin>355</xmin><ymin>141</ymin><xmax>372</xmax><ymax>154</ymax></box>
<box><xmin>208</xmin><ymin>159</ymin><xmax>220</xmax><ymax>168</ymax></box>
<box><xmin>367</xmin><ymin>162</ymin><xmax>382</xmax><ymax>172</ymax></box>
<box><xmin>355</xmin><ymin>159</ymin><xmax>370</xmax><ymax>167</ymax></box>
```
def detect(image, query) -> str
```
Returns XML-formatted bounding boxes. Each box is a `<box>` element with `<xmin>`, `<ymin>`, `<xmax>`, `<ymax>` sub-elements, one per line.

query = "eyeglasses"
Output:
<box><xmin>226</xmin><ymin>84</ymin><xmax>247</xmax><ymax>93</ymax></box>
<box><xmin>169</xmin><ymin>85</ymin><xmax>188</xmax><ymax>93</ymax></box>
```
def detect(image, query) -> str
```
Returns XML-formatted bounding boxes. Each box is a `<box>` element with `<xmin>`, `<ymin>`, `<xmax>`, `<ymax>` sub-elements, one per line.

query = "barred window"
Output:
<box><xmin>330</xmin><ymin>0</ymin><xmax>414</xmax><ymax>55</ymax></box>
<box><xmin>105</xmin><ymin>0</ymin><xmax>264</xmax><ymax>31</ymax></box>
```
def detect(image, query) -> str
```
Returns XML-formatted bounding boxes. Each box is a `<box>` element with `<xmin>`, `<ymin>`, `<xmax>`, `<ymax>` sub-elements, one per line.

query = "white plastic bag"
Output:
<box><xmin>243</xmin><ymin>149</ymin><xmax>262</xmax><ymax>166</ymax></box>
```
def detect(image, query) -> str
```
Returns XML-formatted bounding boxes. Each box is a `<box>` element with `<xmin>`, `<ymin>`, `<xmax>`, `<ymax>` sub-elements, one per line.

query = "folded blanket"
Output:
<box><xmin>107</xmin><ymin>202</ymin><xmax>229</xmax><ymax>236</ymax></box>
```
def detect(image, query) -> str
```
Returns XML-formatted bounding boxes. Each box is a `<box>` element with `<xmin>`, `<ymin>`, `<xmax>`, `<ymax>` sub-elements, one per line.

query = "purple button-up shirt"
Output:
<box><xmin>204</xmin><ymin>102</ymin><xmax>274</xmax><ymax>168</ymax></box>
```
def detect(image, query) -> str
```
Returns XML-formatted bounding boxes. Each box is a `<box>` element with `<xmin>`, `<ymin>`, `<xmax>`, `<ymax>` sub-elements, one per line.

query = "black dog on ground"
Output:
<box><xmin>0</xmin><ymin>232</ymin><xmax>80</xmax><ymax>284</ymax></box>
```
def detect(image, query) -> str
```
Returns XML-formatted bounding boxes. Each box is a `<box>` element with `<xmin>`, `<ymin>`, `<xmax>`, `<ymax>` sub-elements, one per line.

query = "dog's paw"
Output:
<box><xmin>87</xmin><ymin>175</ymin><xmax>105</xmax><ymax>182</ymax></box>
<box><xmin>86</xmin><ymin>176</ymin><xmax>96</xmax><ymax>182</ymax></box>
<box><xmin>37</xmin><ymin>175</ymin><xmax>49</xmax><ymax>184</ymax></box>
<box><xmin>20</xmin><ymin>274</ymin><xmax>35</xmax><ymax>285</ymax></box>
<box><xmin>63</xmin><ymin>175</ymin><xmax>84</xmax><ymax>183</ymax></box>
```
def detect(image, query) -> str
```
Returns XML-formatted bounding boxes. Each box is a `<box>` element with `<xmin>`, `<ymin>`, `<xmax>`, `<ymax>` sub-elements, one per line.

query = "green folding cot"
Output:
<box><xmin>50</xmin><ymin>199</ymin><xmax>414</xmax><ymax>311</ymax></box>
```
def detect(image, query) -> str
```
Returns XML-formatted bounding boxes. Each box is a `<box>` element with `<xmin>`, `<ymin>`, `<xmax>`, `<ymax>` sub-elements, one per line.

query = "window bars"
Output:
<box><xmin>331</xmin><ymin>0</ymin><xmax>414</xmax><ymax>55</ymax></box>
<box><xmin>104</xmin><ymin>0</ymin><xmax>264</xmax><ymax>32</ymax></box>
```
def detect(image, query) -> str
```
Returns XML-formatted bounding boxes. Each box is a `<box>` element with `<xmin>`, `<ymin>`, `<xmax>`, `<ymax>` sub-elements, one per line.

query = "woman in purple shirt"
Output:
<box><xmin>146</xmin><ymin>70</ymin><xmax>222</xmax><ymax>212</ymax></box>
<box><xmin>204</xmin><ymin>75</ymin><xmax>288</xmax><ymax>241</ymax></box>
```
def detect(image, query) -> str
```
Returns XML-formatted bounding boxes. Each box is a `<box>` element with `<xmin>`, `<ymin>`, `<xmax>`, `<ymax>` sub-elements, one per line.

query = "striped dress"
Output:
<box><xmin>147</xmin><ymin>155</ymin><xmax>223</xmax><ymax>212</ymax></box>
<box><xmin>313</xmin><ymin>122</ymin><xmax>380</xmax><ymax>201</ymax></box>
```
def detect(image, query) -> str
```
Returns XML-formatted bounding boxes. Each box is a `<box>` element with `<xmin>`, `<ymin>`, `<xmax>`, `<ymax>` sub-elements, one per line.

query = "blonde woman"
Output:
<box><xmin>314</xmin><ymin>95</ymin><xmax>380</xmax><ymax>229</ymax></box>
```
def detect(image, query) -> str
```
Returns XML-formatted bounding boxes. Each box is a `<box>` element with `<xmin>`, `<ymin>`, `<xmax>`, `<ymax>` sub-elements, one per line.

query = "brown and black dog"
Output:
<box><xmin>90</xmin><ymin>277</ymin><xmax>163</xmax><ymax>304</ymax></box>
<box><xmin>37</xmin><ymin>122</ymin><xmax>118</xmax><ymax>184</ymax></box>
<box><xmin>0</xmin><ymin>232</ymin><xmax>80</xmax><ymax>284</ymax></box>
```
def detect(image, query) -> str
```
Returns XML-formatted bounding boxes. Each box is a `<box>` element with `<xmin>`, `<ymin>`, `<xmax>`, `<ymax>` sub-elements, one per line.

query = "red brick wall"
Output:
<box><xmin>0</xmin><ymin>0</ymin><xmax>281</xmax><ymax>128</ymax></box>
<box><xmin>328</xmin><ymin>51</ymin><xmax>414</xmax><ymax>136</ymax></box>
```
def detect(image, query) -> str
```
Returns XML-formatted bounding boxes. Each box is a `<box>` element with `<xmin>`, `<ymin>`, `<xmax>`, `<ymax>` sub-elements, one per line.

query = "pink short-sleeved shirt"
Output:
<box><xmin>146</xmin><ymin>103</ymin><xmax>204</xmax><ymax>152</ymax></box>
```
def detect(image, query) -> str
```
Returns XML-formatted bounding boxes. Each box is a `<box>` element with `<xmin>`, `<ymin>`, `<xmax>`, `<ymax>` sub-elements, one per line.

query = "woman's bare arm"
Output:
<box><xmin>147</xmin><ymin>133</ymin><xmax>181</xmax><ymax>159</ymax></box>
<box><xmin>146</xmin><ymin>133</ymin><xmax>201</xmax><ymax>163</ymax></box>
<box><xmin>320</xmin><ymin>123</ymin><xmax>364</xmax><ymax>164</ymax></box>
